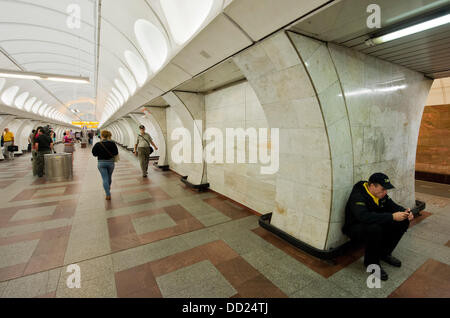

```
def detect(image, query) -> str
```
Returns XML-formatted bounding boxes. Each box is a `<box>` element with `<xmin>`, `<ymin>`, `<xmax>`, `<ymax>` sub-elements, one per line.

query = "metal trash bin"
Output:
<box><xmin>44</xmin><ymin>153</ymin><xmax>73</xmax><ymax>181</ymax></box>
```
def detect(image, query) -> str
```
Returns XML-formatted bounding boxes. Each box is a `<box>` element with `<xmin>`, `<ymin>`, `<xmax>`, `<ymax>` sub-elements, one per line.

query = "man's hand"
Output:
<box><xmin>393</xmin><ymin>211</ymin><xmax>409</xmax><ymax>221</ymax></box>
<box><xmin>155</xmin><ymin>146</ymin><xmax>158</xmax><ymax>151</ymax></box>
<box><xmin>404</xmin><ymin>208</ymin><xmax>414</xmax><ymax>221</ymax></box>
<box><xmin>133</xmin><ymin>150</ymin><xmax>138</xmax><ymax>157</ymax></box>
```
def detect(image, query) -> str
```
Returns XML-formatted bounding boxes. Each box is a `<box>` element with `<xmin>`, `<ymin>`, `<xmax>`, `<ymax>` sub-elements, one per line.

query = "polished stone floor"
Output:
<box><xmin>0</xmin><ymin>142</ymin><xmax>449</xmax><ymax>298</ymax></box>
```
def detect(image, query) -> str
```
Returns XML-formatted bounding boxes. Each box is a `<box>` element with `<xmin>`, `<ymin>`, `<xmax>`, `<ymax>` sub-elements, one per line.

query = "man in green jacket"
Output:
<box><xmin>342</xmin><ymin>173</ymin><xmax>414</xmax><ymax>281</ymax></box>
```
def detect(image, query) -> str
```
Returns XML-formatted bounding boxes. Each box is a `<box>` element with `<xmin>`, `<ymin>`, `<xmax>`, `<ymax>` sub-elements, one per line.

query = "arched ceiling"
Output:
<box><xmin>0</xmin><ymin>0</ymin><xmax>96</xmax><ymax>123</ymax></box>
<box><xmin>2</xmin><ymin>0</ymin><xmax>448</xmax><ymax>127</ymax></box>
<box><xmin>0</xmin><ymin>0</ymin><xmax>227</xmax><ymax>123</ymax></box>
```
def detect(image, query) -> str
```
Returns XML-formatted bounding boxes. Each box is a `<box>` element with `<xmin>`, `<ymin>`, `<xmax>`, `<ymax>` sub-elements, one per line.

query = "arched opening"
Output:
<box><xmin>134</xmin><ymin>19</ymin><xmax>168</xmax><ymax>73</ymax></box>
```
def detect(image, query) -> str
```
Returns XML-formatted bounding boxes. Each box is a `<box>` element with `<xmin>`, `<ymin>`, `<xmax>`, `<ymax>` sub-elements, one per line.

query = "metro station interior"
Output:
<box><xmin>0</xmin><ymin>0</ymin><xmax>449</xmax><ymax>299</ymax></box>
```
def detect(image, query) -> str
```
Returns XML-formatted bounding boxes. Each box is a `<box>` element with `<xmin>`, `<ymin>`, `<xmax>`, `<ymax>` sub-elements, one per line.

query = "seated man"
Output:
<box><xmin>342</xmin><ymin>173</ymin><xmax>414</xmax><ymax>281</ymax></box>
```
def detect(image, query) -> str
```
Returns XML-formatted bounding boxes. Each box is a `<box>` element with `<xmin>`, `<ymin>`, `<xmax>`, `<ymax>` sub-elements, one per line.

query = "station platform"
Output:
<box><xmin>0</xmin><ymin>143</ymin><xmax>449</xmax><ymax>298</ymax></box>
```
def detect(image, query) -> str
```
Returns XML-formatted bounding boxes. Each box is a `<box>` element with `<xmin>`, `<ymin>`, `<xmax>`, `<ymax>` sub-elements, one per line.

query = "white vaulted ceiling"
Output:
<box><xmin>96</xmin><ymin>0</ymin><xmax>227</xmax><ymax>124</ymax></box>
<box><xmin>1</xmin><ymin>0</ymin><xmax>338</xmax><ymax>125</ymax></box>
<box><xmin>4</xmin><ymin>0</ymin><xmax>449</xmax><ymax>127</ymax></box>
<box><xmin>0</xmin><ymin>0</ymin><xmax>96</xmax><ymax>122</ymax></box>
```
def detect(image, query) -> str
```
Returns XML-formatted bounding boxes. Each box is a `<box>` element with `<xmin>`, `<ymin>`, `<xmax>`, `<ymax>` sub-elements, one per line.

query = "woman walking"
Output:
<box><xmin>92</xmin><ymin>130</ymin><xmax>118</xmax><ymax>200</ymax></box>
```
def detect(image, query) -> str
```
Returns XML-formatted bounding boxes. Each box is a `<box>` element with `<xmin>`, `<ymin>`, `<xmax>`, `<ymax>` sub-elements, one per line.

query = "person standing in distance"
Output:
<box><xmin>2</xmin><ymin>128</ymin><xmax>15</xmax><ymax>160</ymax></box>
<box><xmin>34</xmin><ymin>127</ymin><xmax>54</xmax><ymax>177</ymax></box>
<box><xmin>133</xmin><ymin>125</ymin><xmax>158</xmax><ymax>178</ymax></box>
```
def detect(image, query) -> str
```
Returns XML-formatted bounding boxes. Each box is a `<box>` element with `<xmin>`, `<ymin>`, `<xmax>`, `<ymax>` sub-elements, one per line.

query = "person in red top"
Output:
<box><xmin>63</xmin><ymin>131</ymin><xmax>73</xmax><ymax>143</ymax></box>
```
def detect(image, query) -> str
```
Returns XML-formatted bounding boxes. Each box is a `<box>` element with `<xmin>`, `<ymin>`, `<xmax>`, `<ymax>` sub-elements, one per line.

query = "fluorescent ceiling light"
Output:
<box><xmin>0</xmin><ymin>73</ymin><xmax>40</xmax><ymax>80</ymax></box>
<box><xmin>46</xmin><ymin>77</ymin><xmax>89</xmax><ymax>84</ymax></box>
<box><xmin>0</xmin><ymin>69</ymin><xmax>90</xmax><ymax>84</ymax></box>
<box><xmin>366</xmin><ymin>13</ymin><xmax>450</xmax><ymax>46</ymax></box>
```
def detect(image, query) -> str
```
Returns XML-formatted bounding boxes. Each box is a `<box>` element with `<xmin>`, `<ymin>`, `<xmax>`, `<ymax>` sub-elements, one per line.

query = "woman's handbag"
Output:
<box><xmin>99</xmin><ymin>141</ymin><xmax>119</xmax><ymax>162</ymax></box>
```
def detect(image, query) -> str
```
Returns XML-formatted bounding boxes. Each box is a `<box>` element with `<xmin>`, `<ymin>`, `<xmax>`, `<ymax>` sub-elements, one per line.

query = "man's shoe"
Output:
<box><xmin>143</xmin><ymin>174</ymin><xmax>148</xmax><ymax>178</ymax></box>
<box><xmin>381</xmin><ymin>254</ymin><xmax>402</xmax><ymax>267</ymax></box>
<box><xmin>379</xmin><ymin>265</ymin><xmax>389</xmax><ymax>281</ymax></box>
<box><xmin>366</xmin><ymin>264</ymin><xmax>389</xmax><ymax>281</ymax></box>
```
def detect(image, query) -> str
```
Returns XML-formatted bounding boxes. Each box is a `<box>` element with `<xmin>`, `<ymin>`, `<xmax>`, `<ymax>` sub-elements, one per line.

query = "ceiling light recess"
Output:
<box><xmin>0</xmin><ymin>69</ymin><xmax>90</xmax><ymax>84</ymax></box>
<box><xmin>365</xmin><ymin>13</ymin><xmax>450</xmax><ymax>46</ymax></box>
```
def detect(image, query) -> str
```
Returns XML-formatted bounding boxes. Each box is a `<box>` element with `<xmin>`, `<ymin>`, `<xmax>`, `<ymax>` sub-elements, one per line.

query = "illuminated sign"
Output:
<box><xmin>71</xmin><ymin>121</ymin><xmax>99</xmax><ymax>128</ymax></box>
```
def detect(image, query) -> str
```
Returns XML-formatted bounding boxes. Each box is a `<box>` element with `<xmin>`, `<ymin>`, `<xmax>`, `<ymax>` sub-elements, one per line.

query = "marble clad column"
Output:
<box><xmin>288</xmin><ymin>32</ymin><xmax>354</xmax><ymax>249</ymax></box>
<box><xmin>144</xmin><ymin>107</ymin><xmax>169</xmax><ymax>167</ymax></box>
<box><xmin>163</xmin><ymin>91</ymin><xmax>208</xmax><ymax>186</ymax></box>
<box><xmin>109</xmin><ymin>123</ymin><xmax>124</xmax><ymax>145</ymax></box>
<box><xmin>117</xmin><ymin>119</ymin><xmax>135</xmax><ymax>150</ymax></box>
<box><xmin>233</xmin><ymin>30</ymin><xmax>433</xmax><ymax>251</ymax></box>
<box><xmin>14</xmin><ymin>119</ymin><xmax>32</xmax><ymax>154</ymax></box>
<box><xmin>233</xmin><ymin>31</ymin><xmax>333</xmax><ymax>250</ymax></box>
<box><xmin>124</xmin><ymin>117</ymin><xmax>139</xmax><ymax>148</ymax></box>
<box><xmin>327</xmin><ymin>43</ymin><xmax>433</xmax><ymax>210</ymax></box>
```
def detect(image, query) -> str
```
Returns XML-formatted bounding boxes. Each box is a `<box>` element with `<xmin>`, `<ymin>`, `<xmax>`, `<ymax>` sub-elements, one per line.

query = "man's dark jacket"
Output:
<box><xmin>342</xmin><ymin>181</ymin><xmax>405</xmax><ymax>235</ymax></box>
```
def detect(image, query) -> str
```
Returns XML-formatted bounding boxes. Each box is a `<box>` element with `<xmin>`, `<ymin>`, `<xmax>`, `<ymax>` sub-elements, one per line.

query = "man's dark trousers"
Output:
<box><xmin>346</xmin><ymin>219</ymin><xmax>409</xmax><ymax>265</ymax></box>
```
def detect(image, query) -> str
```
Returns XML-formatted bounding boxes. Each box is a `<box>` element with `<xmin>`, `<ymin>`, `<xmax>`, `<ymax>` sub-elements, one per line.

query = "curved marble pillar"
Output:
<box><xmin>15</xmin><ymin>119</ymin><xmax>32</xmax><ymax>153</ymax></box>
<box><xmin>107</xmin><ymin>123</ymin><xmax>120</xmax><ymax>144</ymax></box>
<box><xmin>287</xmin><ymin>32</ymin><xmax>354</xmax><ymax>249</ymax></box>
<box><xmin>233</xmin><ymin>31</ymin><xmax>433</xmax><ymax>251</ymax></box>
<box><xmin>109</xmin><ymin>122</ymin><xmax>123</xmax><ymax>145</ymax></box>
<box><xmin>233</xmin><ymin>31</ymin><xmax>332</xmax><ymax>249</ymax></box>
<box><xmin>327</xmin><ymin>42</ymin><xmax>432</xmax><ymax>210</ymax></box>
<box><xmin>110</xmin><ymin>124</ymin><xmax>122</xmax><ymax>145</ymax></box>
<box><xmin>8</xmin><ymin>119</ymin><xmax>24</xmax><ymax>153</ymax></box>
<box><xmin>115</xmin><ymin>121</ymin><xmax>128</xmax><ymax>147</ymax></box>
<box><xmin>145</xmin><ymin>108</ymin><xmax>169</xmax><ymax>167</ymax></box>
<box><xmin>106</xmin><ymin>124</ymin><xmax>117</xmax><ymax>143</ymax></box>
<box><xmin>124</xmin><ymin>117</ymin><xmax>139</xmax><ymax>149</ymax></box>
<box><xmin>55</xmin><ymin>126</ymin><xmax>63</xmax><ymax>141</ymax></box>
<box><xmin>117</xmin><ymin>119</ymin><xmax>135</xmax><ymax>149</ymax></box>
<box><xmin>57</xmin><ymin>127</ymin><xmax>64</xmax><ymax>140</ymax></box>
<box><xmin>163</xmin><ymin>91</ymin><xmax>207</xmax><ymax>186</ymax></box>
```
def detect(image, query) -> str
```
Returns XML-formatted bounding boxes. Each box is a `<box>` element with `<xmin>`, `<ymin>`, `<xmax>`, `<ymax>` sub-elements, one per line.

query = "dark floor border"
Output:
<box><xmin>180</xmin><ymin>175</ymin><xmax>210</xmax><ymax>192</ymax></box>
<box><xmin>415</xmin><ymin>171</ymin><xmax>450</xmax><ymax>185</ymax></box>
<box><xmin>258</xmin><ymin>213</ymin><xmax>352</xmax><ymax>260</ymax></box>
<box><xmin>259</xmin><ymin>200</ymin><xmax>427</xmax><ymax>260</ymax></box>
<box><xmin>153</xmin><ymin>162</ymin><xmax>170</xmax><ymax>171</ymax></box>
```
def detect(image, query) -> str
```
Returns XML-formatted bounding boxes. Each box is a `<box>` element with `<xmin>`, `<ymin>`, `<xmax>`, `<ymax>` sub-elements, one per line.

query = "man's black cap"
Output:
<box><xmin>369</xmin><ymin>172</ymin><xmax>395</xmax><ymax>189</ymax></box>
<box><xmin>139</xmin><ymin>125</ymin><xmax>145</xmax><ymax>129</ymax></box>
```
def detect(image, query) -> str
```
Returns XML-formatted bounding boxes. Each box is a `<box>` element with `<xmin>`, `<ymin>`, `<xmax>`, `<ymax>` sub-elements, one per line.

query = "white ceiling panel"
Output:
<box><xmin>224</xmin><ymin>0</ymin><xmax>330</xmax><ymax>41</ymax></box>
<box><xmin>171</xmin><ymin>13</ymin><xmax>252</xmax><ymax>76</ymax></box>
